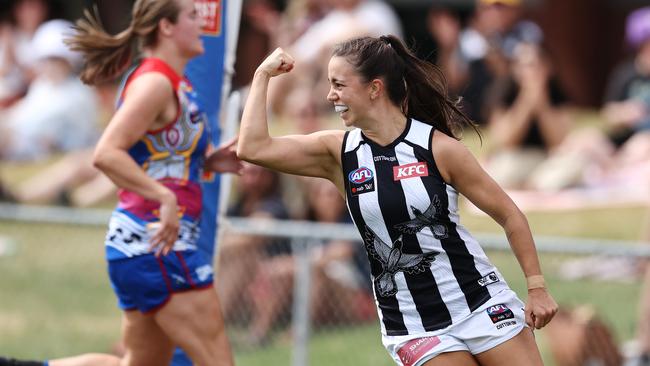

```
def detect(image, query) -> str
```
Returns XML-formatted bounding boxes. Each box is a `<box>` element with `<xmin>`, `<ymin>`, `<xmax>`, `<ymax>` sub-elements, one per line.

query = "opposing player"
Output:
<box><xmin>1</xmin><ymin>0</ymin><xmax>238</xmax><ymax>365</ymax></box>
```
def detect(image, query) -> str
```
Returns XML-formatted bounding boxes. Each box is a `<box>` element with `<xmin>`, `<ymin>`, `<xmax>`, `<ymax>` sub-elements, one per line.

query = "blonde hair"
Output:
<box><xmin>65</xmin><ymin>0</ymin><xmax>181</xmax><ymax>85</ymax></box>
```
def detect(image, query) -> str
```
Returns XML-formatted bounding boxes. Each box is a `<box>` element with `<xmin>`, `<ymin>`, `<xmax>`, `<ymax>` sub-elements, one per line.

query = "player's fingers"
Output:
<box><xmin>534</xmin><ymin>312</ymin><xmax>544</xmax><ymax>329</ymax></box>
<box><xmin>525</xmin><ymin>308</ymin><xmax>534</xmax><ymax>328</ymax></box>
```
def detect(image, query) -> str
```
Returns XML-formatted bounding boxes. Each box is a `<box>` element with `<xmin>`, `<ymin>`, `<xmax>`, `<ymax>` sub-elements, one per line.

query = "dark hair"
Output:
<box><xmin>332</xmin><ymin>35</ymin><xmax>477</xmax><ymax>139</ymax></box>
<box><xmin>65</xmin><ymin>0</ymin><xmax>181</xmax><ymax>85</ymax></box>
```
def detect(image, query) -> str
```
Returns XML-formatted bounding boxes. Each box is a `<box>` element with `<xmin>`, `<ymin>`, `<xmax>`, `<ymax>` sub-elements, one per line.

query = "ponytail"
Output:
<box><xmin>65</xmin><ymin>8</ymin><xmax>137</xmax><ymax>85</ymax></box>
<box><xmin>66</xmin><ymin>0</ymin><xmax>181</xmax><ymax>85</ymax></box>
<box><xmin>334</xmin><ymin>35</ymin><xmax>478</xmax><ymax>140</ymax></box>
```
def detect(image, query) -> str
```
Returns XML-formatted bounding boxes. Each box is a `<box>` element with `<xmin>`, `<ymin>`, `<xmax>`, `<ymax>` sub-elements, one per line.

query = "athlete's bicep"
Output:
<box><xmin>97</xmin><ymin>74</ymin><xmax>173</xmax><ymax>151</ymax></box>
<box><xmin>243</xmin><ymin>130</ymin><xmax>344</xmax><ymax>180</ymax></box>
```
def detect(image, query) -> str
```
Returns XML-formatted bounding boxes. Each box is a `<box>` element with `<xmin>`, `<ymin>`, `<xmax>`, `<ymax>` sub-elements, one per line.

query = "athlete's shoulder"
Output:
<box><xmin>311</xmin><ymin>129</ymin><xmax>345</xmax><ymax>147</ymax></box>
<box><xmin>431</xmin><ymin>130</ymin><xmax>466</xmax><ymax>155</ymax></box>
<box><xmin>431</xmin><ymin>130</ymin><xmax>478</xmax><ymax>184</ymax></box>
<box><xmin>123</xmin><ymin>73</ymin><xmax>174</xmax><ymax>102</ymax></box>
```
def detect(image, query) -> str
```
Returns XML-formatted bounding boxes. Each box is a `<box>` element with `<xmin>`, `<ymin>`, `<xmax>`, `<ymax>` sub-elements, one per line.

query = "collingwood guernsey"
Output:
<box><xmin>342</xmin><ymin>118</ymin><xmax>509</xmax><ymax>336</ymax></box>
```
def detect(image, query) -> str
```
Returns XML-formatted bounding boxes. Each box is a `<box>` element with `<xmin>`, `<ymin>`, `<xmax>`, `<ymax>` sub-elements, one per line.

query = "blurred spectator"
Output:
<box><xmin>426</xmin><ymin>6</ymin><xmax>466</xmax><ymax>95</ymax></box>
<box><xmin>483</xmin><ymin>42</ymin><xmax>572</xmax><ymax>190</ymax></box>
<box><xmin>0</xmin><ymin>179</ymin><xmax>15</xmax><ymax>202</ymax></box>
<box><xmin>232</xmin><ymin>0</ymin><xmax>284</xmax><ymax>90</ymax></box>
<box><xmin>544</xmin><ymin>306</ymin><xmax>623</xmax><ymax>366</ymax></box>
<box><xmin>6</xmin><ymin>79</ymin><xmax>118</xmax><ymax>207</ymax></box>
<box><xmin>0</xmin><ymin>19</ymin><xmax>100</xmax><ymax>161</ymax></box>
<box><xmin>482</xmin><ymin>6</ymin><xmax>650</xmax><ymax>212</ymax></box>
<box><xmin>267</xmin><ymin>0</ymin><xmax>403</xmax><ymax>116</ymax></box>
<box><xmin>245</xmin><ymin>0</ymin><xmax>328</xmax><ymax>49</ymax></box>
<box><xmin>283</xmin><ymin>85</ymin><xmax>325</xmax><ymax>134</ymax></box>
<box><xmin>427</xmin><ymin>0</ymin><xmax>543</xmax><ymax>123</ymax></box>
<box><xmin>601</xmin><ymin>6</ymin><xmax>650</xmax><ymax>148</ymax></box>
<box><xmin>11</xmin><ymin>149</ymin><xmax>115</xmax><ymax>206</ymax></box>
<box><xmin>628</xmin><ymin>9</ymin><xmax>650</xmax><ymax>355</ymax></box>
<box><xmin>289</xmin><ymin>0</ymin><xmax>402</xmax><ymax>65</ymax></box>
<box><xmin>216</xmin><ymin>163</ymin><xmax>291</xmax><ymax>323</ymax></box>
<box><xmin>0</xmin><ymin>0</ymin><xmax>50</xmax><ymax>108</ymax></box>
<box><xmin>246</xmin><ymin>178</ymin><xmax>374</xmax><ymax>346</ymax></box>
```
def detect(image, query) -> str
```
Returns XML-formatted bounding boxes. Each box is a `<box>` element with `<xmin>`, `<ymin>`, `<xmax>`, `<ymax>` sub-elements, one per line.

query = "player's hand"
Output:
<box><xmin>204</xmin><ymin>136</ymin><xmax>243</xmax><ymax>174</ymax></box>
<box><xmin>149</xmin><ymin>194</ymin><xmax>179</xmax><ymax>257</ymax></box>
<box><xmin>256</xmin><ymin>47</ymin><xmax>295</xmax><ymax>77</ymax></box>
<box><xmin>525</xmin><ymin>287</ymin><xmax>558</xmax><ymax>329</ymax></box>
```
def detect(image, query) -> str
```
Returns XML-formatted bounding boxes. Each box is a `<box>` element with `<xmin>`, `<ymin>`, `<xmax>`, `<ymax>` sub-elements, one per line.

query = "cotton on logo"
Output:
<box><xmin>393</xmin><ymin>162</ymin><xmax>428</xmax><ymax>181</ymax></box>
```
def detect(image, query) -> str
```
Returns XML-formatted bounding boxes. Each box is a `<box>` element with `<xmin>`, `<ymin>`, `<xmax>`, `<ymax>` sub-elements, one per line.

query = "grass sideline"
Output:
<box><xmin>0</xmin><ymin>203</ymin><xmax>647</xmax><ymax>365</ymax></box>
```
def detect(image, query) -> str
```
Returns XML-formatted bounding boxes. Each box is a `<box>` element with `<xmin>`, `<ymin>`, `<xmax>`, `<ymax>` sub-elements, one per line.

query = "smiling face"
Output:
<box><xmin>169</xmin><ymin>0</ymin><xmax>204</xmax><ymax>58</ymax></box>
<box><xmin>326</xmin><ymin>56</ymin><xmax>373</xmax><ymax>127</ymax></box>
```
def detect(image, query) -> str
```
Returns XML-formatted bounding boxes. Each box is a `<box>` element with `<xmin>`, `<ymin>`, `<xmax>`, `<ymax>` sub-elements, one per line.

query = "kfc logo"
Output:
<box><xmin>393</xmin><ymin>162</ymin><xmax>428</xmax><ymax>181</ymax></box>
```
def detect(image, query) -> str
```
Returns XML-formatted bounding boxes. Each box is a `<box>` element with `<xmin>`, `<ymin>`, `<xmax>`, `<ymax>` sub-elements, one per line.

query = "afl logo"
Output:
<box><xmin>348</xmin><ymin>167</ymin><xmax>374</xmax><ymax>184</ymax></box>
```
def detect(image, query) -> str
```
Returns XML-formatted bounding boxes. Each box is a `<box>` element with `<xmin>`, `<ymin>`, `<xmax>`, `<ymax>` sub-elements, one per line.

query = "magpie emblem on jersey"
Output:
<box><xmin>364</xmin><ymin>226</ymin><xmax>440</xmax><ymax>297</ymax></box>
<box><xmin>348</xmin><ymin>166</ymin><xmax>375</xmax><ymax>196</ymax></box>
<box><xmin>394</xmin><ymin>196</ymin><xmax>449</xmax><ymax>239</ymax></box>
<box><xmin>486</xmin><ymin>304</ymin><xmax>514</xmax><ymax>323</ymax></box>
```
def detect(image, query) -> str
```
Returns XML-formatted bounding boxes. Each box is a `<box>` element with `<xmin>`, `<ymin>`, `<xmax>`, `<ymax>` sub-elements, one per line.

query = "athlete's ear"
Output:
<box><xmin>159</xmin><ymin>17</ymin><xmax>174</xmax><ymax>37</ymax></box>
<box><xmin>369</xmin><ymin>78</ymin><xmax>384</xmax><ymax>100</ymax></box>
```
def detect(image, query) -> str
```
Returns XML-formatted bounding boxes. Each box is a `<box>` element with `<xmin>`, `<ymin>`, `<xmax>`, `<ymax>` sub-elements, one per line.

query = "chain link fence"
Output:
<box><xmin>218</xmin><ymin>216</ymin><xmax>650</xmax><ymax>366</ymax></box>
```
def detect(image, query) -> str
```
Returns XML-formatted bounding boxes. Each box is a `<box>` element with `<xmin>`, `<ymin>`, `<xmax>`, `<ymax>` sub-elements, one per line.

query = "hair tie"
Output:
<box><xmin>380</xmin><ymin>35</ymin><xmax>392</xmax><ymax>48</ymax></box>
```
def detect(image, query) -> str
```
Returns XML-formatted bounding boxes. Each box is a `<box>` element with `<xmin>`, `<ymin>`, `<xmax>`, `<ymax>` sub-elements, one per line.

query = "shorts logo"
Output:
<box><xmin>487</xmin><ymin>304</ymin><xmax>515</xmax><ymax>323</ymax></box>
<box><xmin>478</xmin><ymin>272</ymin><xmax>500</xmax><ymax>287</ymax></box>
<box><xmin>171</xmin><ymin>274</ymin><xmax>187</xmax><ymax>285</ymax></box>
<box><xmin>393</xmin><ymin>162</ymin><xmax>428</xmax><ymax>181</ymax></box>
<box><xmin>397</xmin><ymin>336</ymin><xmax>441</xmax><ymax>366</ymax></box>
<box><xmin>196</xmin><ymin>264</ymin><xmax>213</xmax><ymax>282</ymax></box>
<box><xmin>496</xmin><ymin>320</ymin><xmax>517</xmax><ymax>330</ymax></box>
<box><xmin>348</xmin><ymin>167</ymin><xmax>375</xmax><ymax>196</ymax></box>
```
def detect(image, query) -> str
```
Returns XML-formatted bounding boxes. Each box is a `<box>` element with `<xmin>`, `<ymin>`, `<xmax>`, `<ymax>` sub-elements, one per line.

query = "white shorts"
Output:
<box><xmin>382</xmin><ymin>289</ymin><xmax>527</xmax><ymax>366</ymax></box>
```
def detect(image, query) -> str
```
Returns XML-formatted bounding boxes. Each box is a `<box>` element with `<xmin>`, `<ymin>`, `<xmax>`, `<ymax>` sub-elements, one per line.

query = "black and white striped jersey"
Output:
<box><xmin>341</xmin><ymin>118</ymin><xmax>509</xmax><ymax>336</ymax></box>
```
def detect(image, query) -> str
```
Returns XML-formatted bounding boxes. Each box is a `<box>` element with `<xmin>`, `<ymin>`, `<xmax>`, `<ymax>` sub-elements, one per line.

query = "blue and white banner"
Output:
<box><xmin>186</xmin><ymin>0</ymin><xmax>227</xmax><ymax>259</ymax></box>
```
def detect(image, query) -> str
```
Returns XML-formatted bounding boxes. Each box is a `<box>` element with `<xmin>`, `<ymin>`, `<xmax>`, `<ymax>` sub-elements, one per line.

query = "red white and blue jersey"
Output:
<box><xmin>105</xmin><ymin>58</ymin><xmax>209</xmax><ymax>261</ymax></box>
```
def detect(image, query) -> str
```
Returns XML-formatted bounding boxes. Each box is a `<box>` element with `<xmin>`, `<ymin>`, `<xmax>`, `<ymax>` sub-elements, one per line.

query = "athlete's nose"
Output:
<box><xmin>327</xmin><ymin>87</ymin><xmax>337</xmax><ymax>102</ymax></box>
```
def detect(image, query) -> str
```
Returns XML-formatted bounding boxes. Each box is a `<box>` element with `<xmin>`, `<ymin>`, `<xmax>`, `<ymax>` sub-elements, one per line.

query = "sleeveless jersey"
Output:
<box><xmin>341</xmin><ymin>118</ymin><xmax>510</xmax><ymax>336</ymax></box>
<box><xmin>105</xmin><ymin>58</ymin><xmax>209</xmax><ymax>261</ymax></box>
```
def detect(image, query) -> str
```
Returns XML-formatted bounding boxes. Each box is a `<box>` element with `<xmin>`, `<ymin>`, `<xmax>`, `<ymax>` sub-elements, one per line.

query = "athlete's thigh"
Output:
<box><xmin>474</xmin><ymin>328</ymin><xmax>542</xmax><ymax>366</ymax></box>
<box><xmin>422</xmin><ymin>351</ymin><xmax>479</xmax><ymax>366</ymax></box>
<box><xmin>49</xmin><ymin>354</ymin><xmax>120</xmax><ymax>366</ymax></box>
<box><xmin>154</xmin><ymin>288</ymin><xmax>225</xmax><ymax>355</ymax></box>
<box><xmin>121</xmin><ymin>310</ymin><xmax>175</xmax><ymax>366</ymax></box>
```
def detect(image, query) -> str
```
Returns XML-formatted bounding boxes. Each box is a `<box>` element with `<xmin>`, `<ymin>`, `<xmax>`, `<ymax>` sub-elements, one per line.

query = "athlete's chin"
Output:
<box><xmin>193</xmin><ymin>46</ymin><xmax>205</xmax><ymax>56</ymax></box>
<box><xmin>188</xmin><ymin>43</ymin><xmax>205</xmax><ymax>57</ymax></box>
<box><xmin>341</xmin><ymin>116</ymin><xmax>355</xmax><ymax>128</ymax></box>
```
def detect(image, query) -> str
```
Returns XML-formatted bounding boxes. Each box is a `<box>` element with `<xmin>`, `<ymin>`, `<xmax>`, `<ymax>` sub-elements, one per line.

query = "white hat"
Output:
<box><xmin>31</xmin><ymin>19</ymin><xmax>82</xmax><ymax>68</ymax></box>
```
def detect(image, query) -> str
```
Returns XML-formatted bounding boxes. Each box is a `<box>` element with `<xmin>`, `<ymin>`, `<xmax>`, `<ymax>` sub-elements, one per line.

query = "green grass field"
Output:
<box><xmin>0</xmin><ymin>203</ymin><xmax>647</xmax><ymax>365</ymax></box>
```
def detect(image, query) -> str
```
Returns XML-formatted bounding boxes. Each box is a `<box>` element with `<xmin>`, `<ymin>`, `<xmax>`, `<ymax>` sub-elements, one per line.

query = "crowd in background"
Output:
<box><xmin>1</xmin><ymin>0</ymin><xmax>650</xmax><ymax>363</ymax></box>
<box><xmin>2</xmin><ymin>0</ymin><xmax>649</xmax><ymax>212</ymax></box>
<box><xmin>0</xmin><ymin>0</ymin><xmax>115</xmax><ymax>206</ymax></box>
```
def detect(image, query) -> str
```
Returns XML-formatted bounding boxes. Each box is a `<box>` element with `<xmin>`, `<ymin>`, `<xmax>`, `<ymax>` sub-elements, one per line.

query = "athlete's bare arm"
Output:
<box><xmin>431</xmin><ymin>130</ymin><xmax>557</xmax><ymax>329</ymax></box>
<box><xmin>93</xmin><ymin>73</ymin><xmax>180</xmax><ymax>255</ymax></box>
<box><xmin>238</xmin><ymin>48</ymin><xmax>345</xmax><ymax>190</ymax></box>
